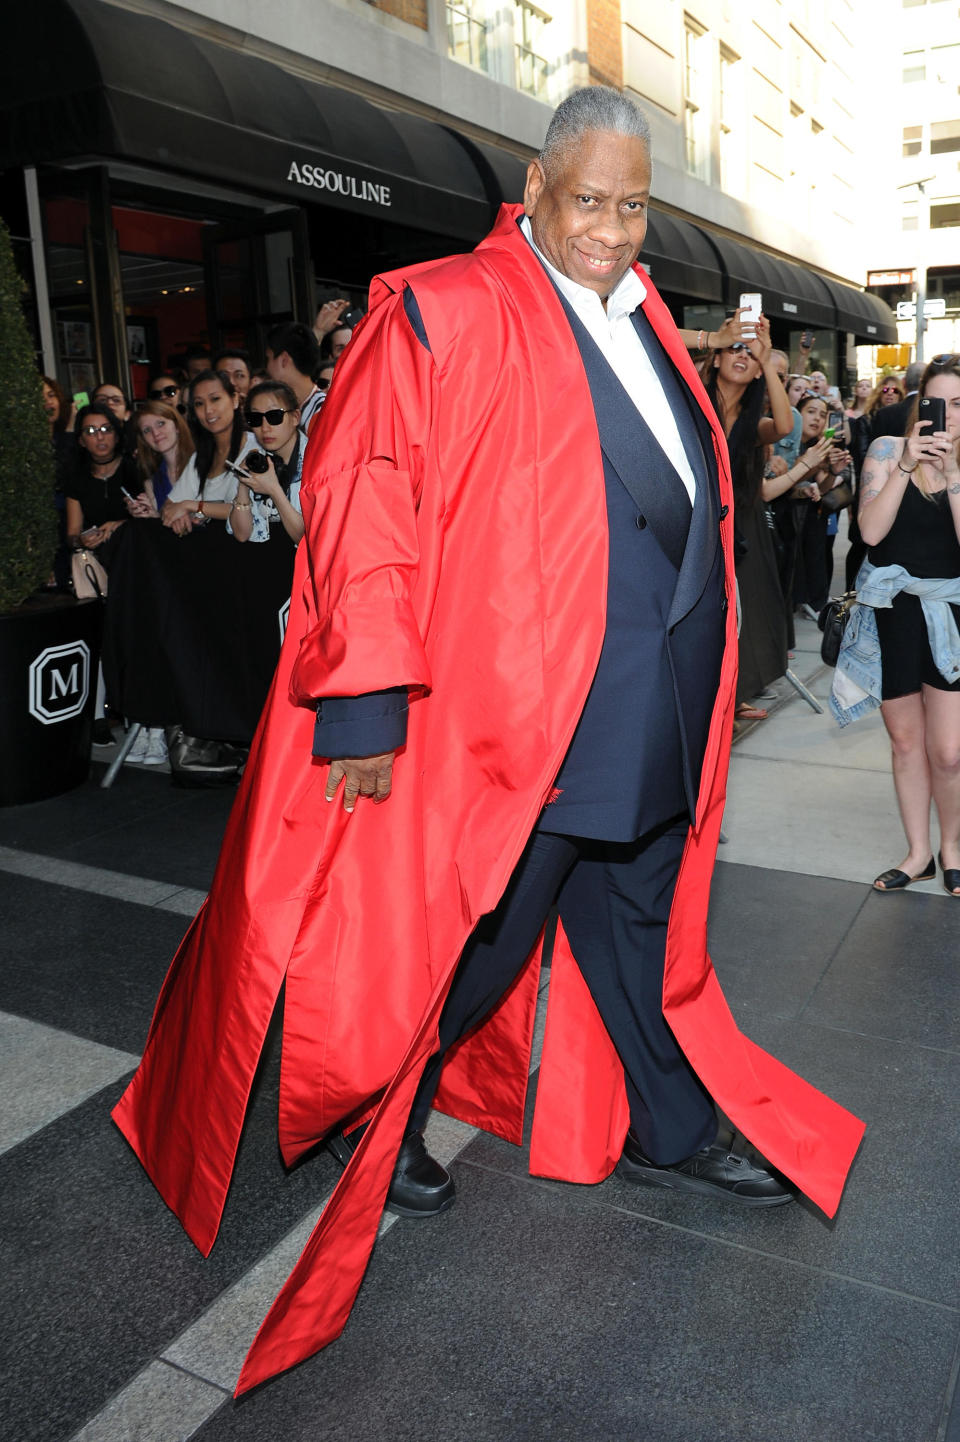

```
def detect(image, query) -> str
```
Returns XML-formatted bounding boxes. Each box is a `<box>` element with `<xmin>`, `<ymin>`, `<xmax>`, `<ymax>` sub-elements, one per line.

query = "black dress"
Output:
<box><xmin>868</xmin><ymin>481</ymin><xmax>960</xmax><ymax>698</ymax></box>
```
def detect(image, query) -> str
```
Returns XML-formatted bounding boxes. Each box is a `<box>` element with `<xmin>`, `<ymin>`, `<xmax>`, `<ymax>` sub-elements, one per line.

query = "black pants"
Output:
<box><xmin>409</xmin><ymin>820</ymin><xmax>717</xmax><ymax>1165</ymax></box>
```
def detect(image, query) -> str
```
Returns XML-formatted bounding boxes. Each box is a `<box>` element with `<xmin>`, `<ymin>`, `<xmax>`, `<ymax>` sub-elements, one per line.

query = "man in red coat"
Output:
<box><xmin>114</xmin><ymin>87</ymin><xmax>864</xmax><ymax>1393</ymax></box>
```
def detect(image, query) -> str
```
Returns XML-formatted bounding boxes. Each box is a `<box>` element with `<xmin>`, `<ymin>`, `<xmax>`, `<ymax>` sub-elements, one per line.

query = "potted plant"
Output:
<box><xmin>0</xmin><ymin>217</ymin><xmax>102</xmax><ymax>805</ymax></box>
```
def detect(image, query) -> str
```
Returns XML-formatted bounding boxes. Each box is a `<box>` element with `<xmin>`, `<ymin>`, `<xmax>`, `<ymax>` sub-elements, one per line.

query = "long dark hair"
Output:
<box><xmin>42</xmin><ymin>374</ymin><xmax>70</xmax><ymax>434</ymax></box>
<box><xmin>187</xmin><ymin>369</ymin><xmax>246</xmax><ymax>488</ymax></box>
<box><xmin>700</xmin><ymin>359</ymin><xmax>767</xmax><ymax>508</ymax></box>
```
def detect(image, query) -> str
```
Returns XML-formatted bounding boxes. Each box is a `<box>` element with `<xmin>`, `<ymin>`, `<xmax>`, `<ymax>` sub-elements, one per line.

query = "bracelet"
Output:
<box><xmin>195</xmin><ymin>500</ymin><xmax>205</xmax><ymax>516</ymax></box>
<box><xmin>231</xmin><ymin>500</ymin><xmax>252</xmax><ymax>510</ymax></box>
<box><xmin>697</xmin><ymin>329</ymin><xmax>706</xmax><ymax>351</ymax></box>
<box><xmin>898</xmin><ymin>460</ymin><xmax>918</xmax><ymax>476</ymax></box>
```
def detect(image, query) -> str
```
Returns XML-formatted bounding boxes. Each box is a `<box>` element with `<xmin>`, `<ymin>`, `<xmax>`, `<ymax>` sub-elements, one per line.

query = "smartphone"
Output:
<box><xmin>801</xmin><ymin>330</ymin><xmax>814</xmax><ymax>349</ymax></box>
<box><xmin>73</xmin><ymin>390</ymin><xmax>89</xmax><ymax>409</ymax></box>
<box><xmin>120</xmin><ymin>486</ymin><xmax>134</xmax><ymax>502</ymax></box>
<box><xmin>918</xmin><ymin>396</ymin><xmax>946</xmax><ymax>433</ymax></box>
<box><xmin>739</xmin><ymin>292</ymin><xmax>762</xmax><ymax>338</ymax></box>
<box><xmin>824</xmin><ymin>426</ymin><xmax>837</xmax><ymax>441</ymax></box>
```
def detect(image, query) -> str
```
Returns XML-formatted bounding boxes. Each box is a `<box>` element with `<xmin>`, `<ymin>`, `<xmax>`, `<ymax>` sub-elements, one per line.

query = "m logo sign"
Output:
<box><xmin>28</xmin><ymin>641</ymin><xmax>91</xmax><ymax>725</ymax></box>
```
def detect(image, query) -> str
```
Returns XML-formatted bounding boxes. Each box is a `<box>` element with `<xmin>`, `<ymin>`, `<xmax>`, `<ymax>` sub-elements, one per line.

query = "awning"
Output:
<box><xmin>3</xmin><ymin>0</ymin><xmax>514</xmax><ymax>241</ymax></box>
<box><xmin>820</xmin><ymin>279</ymin><xmax>898</xmax><ymax>344</ymax></box>
<box><xmin>702</xmin><ymin>232</ymin><xmax>836</xmax><ymax>329</ymax></box>
<box><xmin>643</xmin><ymin>210</ymin><xmax>723</xmax><ymax>303</ymax></box>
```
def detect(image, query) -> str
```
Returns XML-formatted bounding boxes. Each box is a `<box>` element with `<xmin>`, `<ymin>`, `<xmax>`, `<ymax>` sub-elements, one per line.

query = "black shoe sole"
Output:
<box><xmin>385</xmin><ymin>1192</ymin><xmax>456</xmax><ymax>1219</ymax></box>
<box><xmin>616</xmin><ymin>1156</ymin><xmax>794</xmax><ymax>1207</ymax></box>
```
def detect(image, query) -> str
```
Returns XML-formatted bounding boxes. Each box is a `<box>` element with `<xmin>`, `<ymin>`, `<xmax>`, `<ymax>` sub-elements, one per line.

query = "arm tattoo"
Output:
<box><xmin>861</xmin><ymin>487</ymin><xmax>880</xmax><ymax>502</ymax></box>
<box><xmin>949</xmin><ymin>483</ymin><xmax>960</xmax><ymax>495</ymax></box>
<box><xmin>866</xmin><ymin>436</ymin><xmax>897</xmax><ymax>462</ymax></box>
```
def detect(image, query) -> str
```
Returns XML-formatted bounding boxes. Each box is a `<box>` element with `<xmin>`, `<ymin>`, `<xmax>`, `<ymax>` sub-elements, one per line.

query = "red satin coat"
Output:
<box><xmin>113</xmin><ymin>205</ymin><xmax>865</xmax><ymax>1395</ymax></box>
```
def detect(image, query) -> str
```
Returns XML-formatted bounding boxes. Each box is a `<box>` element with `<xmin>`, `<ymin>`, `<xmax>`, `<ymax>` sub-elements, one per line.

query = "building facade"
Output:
<box><xmin>1</xmin><ymin>0</ymin><xmax>894</xmax><ymax>401</ymax></box>
<box><xmin>864</xmin><ymin>0</ymin><xmax>960</xmax><ymax>363</ymax></box>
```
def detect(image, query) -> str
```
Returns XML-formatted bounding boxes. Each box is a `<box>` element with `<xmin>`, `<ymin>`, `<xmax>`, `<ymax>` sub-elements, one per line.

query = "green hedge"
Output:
<box><xmin>0</xmin><ymin>219</ymin><xmax>57</xmax><ymax>613</ymax></box>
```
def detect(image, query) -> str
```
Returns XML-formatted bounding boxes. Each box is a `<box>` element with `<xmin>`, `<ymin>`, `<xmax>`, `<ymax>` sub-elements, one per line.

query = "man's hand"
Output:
<box><xmin>325</xmin><ymin>752</ymin><xmax>396</xmax><ymax>812</ymax></box>
<box><xmin>314</xmin><ymin>299</ymin><xmax>350</xmax><ymax>337</ymax></box>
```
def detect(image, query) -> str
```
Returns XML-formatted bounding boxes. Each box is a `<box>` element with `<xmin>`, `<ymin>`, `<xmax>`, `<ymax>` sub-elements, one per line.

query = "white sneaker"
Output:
<box><xmin>124</xmin><ymin>726</ymin><xmax>150</xmax><ymax>763</ymax></box>
<box><xmin>142</xmin><ymin>728</ymin><xmax>168</xmax><ymax>765</ymax></box>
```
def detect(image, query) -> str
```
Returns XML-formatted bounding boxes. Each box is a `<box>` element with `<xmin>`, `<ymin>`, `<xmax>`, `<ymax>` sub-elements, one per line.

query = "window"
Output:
<box><xmin>718</xmin><ymin>46</ymin><xmax>740</xmax><ymax>193</ymax></box>
<box><xmin>903</xmin><ymin>50</ymin><xmax>926</xmax><ymax>82</ymax></box>
<box><xmin>903</xmin><ymin>124</ymin><xmax>923</xmax><ymax>157</ymax></box>
<box><xmin>931</xmin><ymin>201</ymin><xmax>960</xmax><ymax>227</ymax></box>
<box><xmin>447</xmin><ymin>0</ymin><xmax>488</xmax><ymax>73</ymax></box>
<box><xmin>514</xmin><ymin>1</ymin><xmax>550</xmax><ymax>100</ymax></box>
<box><xmin>683</xmin><ymin>18</ymin><xmax>709</xmax><ymax>181</ymax></box>
<box><xmin>931</xmin><ymin>120</ymin><xmax>960</xmax><ymax>154</ymax></box>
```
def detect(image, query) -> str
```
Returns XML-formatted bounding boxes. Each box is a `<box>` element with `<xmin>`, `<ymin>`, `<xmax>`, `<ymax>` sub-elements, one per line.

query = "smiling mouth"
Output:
<box><xmin>576</xmin><ymin>250</ymin><xmax>622</xmax><ymax>274</ymax></box>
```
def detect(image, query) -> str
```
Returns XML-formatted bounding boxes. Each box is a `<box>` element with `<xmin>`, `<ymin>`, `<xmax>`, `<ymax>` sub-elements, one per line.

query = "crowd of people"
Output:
<box><xmin>40</xmin><ymin>308</ymin><xmax>356</xmax><ymax>776</ymax></box>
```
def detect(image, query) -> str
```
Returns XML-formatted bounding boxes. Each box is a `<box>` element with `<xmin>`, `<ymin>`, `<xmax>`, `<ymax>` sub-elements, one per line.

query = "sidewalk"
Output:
<box><xmin>1</xmin><ymin>617</ymin><xmax>958</xmax><ymax>1442</ymax></box>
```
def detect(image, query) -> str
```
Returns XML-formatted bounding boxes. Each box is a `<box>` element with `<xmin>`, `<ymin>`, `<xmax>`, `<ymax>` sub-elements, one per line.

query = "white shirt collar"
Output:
<box><xmin>519</xmin><ymin>213</ymin><xmax>647</xmax><ymax>322</ymax></box>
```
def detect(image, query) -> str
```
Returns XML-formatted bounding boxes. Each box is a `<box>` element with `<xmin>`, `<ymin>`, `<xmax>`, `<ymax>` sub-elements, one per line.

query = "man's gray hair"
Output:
<box><xmin>904</xmin><ymin>360</ymin><xmax>925</xmax><ymax>392</ymax></box>
<box><xmin>539</xmin><ymin>86</ymin><xmax>651</xmax><ymax>177</ymax></box>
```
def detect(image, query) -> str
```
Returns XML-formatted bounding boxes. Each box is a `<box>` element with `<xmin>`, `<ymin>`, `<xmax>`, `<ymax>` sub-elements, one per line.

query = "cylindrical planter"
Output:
<box><xmin>0</xmin><ymin>596</ymin><xmax>103</xmax><ymax>806</ymax></box>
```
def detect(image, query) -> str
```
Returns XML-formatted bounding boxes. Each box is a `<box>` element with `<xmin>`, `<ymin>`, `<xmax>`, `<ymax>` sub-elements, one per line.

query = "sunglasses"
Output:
<box><xmin>149</xmin><ymin>385</ymin><xmax>178</xmax><ymax>400</ymax></box>
<box><xmin>81</xmin><ymin>423</ymin><xmax>113</xmax><ymax>436</ymax></box>
<box><xmin>931</xmin><ymin>353</ymin><xmax>960</xmax><ymax>366</ymax></box>
<box><xmin>246</xmin><ymin>408</ymin><xmax>294</xmax><ymax>427</ymax></box>
<box><xmin>881</xmin><ymin>386</ymin><xmax>902</xmax><ymax>394</ymax></box>
<box><xmin>727</xmin><ymin>342</ymin><xmax>750</xmax><ymax>352</ymax></box>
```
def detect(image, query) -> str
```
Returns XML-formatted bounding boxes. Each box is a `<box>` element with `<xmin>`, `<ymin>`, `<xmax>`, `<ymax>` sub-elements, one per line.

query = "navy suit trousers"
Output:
<box><xmin>409</xmin><ymin>821</ymin><xmax>717</xmax><ymax>1165</ymax></box>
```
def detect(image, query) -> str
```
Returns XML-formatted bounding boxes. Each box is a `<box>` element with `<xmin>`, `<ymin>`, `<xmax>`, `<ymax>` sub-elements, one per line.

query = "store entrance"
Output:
<box><xmin>203</xmin><ymin>209</ymin><xmax>313</xmax><ymax>360</ymax></box>
<box><xmin>39</xmin><ymin>166</ymin><xmax>316</xmax><ymax>403</ymax></box>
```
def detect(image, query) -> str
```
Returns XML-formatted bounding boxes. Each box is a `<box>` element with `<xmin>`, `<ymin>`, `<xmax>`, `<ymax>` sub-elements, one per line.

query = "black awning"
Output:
<box><xmin>3</xmin><ymin>0</ymin><xmax>511</xmax><ymax>241</ymax></box>
<box><xmin>822</xmin><ymin>280</ymin><xmax>898</xmax><ymax>344</ymax></box>
<box><xmin>643</xmin><ymin>210</ymin><xmax>723</xmax><ymax>303</ymax></box>
<box><xmin>701</xmin><ymin>232</ymin><xmax>836</xmax><ymax>329</ymax></box>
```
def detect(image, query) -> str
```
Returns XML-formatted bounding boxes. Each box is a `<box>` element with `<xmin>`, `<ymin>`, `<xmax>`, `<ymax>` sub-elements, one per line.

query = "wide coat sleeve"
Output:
<box><xmin>288</xmin><ymin>290</ymin><xmax>438</xmax><ymax>706</ymax></box>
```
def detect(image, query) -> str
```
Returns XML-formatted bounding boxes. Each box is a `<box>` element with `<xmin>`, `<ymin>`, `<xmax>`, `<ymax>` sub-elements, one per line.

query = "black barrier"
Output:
<box><xmin>101</xmin><ymin>521</ymin><xmax>296</xmax><ymax>745</ymax></box>
<box><xmin>0</xmin><ymin>596</ymin><xmax>103</xmax><ymax>806</ymax></box>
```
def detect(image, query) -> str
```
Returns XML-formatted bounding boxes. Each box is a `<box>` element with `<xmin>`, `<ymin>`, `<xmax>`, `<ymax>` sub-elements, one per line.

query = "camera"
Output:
<box><xmin>244</xmin><ymin>451</ymin><xmax>270</xmax><ymax>475</ymax></box>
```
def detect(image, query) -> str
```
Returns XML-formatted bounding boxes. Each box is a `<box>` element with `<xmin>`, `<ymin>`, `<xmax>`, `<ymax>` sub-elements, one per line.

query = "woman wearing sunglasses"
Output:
<box><xmin>700</xmin><ymin>319</ymin><xmax>795</xmax><ymax>720</ymax></box>
<box><xmin>228</xmin><ymin>382</ymin><xmax>305</xmax><ymax>546</ymax></box>
<box><xmin>147</xmin><ymin>374</ymin><xmax>186</xmax><ymax>414</ymax></box>
<box><xmin>163</xmin><ymin>369</ymin><xmax>256</xmax><ymax>536</ymax></box>
<box><xmin>63</xmin><ymin>405</ymin><xmax>140</xmax><ymax>554</ymax></box>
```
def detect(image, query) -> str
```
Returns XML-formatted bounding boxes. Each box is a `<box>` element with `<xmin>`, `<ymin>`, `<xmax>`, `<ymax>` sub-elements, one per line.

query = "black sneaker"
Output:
<box><xmin>617</xmin><ymin>1126</ymin><xmax>793</xmax><ymax>1207</ymax></box>
<box><xmin>92</xmin><ymin>719</ymin><xmax>114</xmax><ymax>747</ymax></box>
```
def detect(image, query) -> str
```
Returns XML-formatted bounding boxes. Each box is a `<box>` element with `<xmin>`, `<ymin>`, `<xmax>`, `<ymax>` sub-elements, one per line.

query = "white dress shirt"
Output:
<box><xmin>520</xmin><ymin>215</ymin><xmax>697</xmax><ymax>505</ymax></box>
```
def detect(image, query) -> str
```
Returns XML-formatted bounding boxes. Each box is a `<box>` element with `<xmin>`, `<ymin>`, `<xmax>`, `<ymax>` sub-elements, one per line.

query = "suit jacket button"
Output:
<box><xmin>636</xmin><ymin>514</ymin><xmax>647</xmax><ymax>529</ymax></box>
<box><xmin>718</xmin><ymin>505</ymin><xmax>729</xmax><ymax>521</ymax></box>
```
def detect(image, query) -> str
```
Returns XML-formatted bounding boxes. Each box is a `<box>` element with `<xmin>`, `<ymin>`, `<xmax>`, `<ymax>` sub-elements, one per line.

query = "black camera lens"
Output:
<box><xmin>244</xmin><ymin>451</ymin><xmax>270</xmax><ymax>474</ymax></box>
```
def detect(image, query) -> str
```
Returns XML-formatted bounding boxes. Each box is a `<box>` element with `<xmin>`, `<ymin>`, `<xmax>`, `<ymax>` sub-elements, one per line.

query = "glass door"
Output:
<box><xmin>203</xmin><ymin>209</ymin><xmax>313</xmax><ymax>359</ymax></box>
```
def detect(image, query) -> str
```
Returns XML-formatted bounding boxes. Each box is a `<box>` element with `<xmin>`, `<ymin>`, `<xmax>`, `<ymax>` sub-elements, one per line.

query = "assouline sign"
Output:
<box><xmin>286</xmin><ymin>161</ymin><xmax>392</xmax><ymax>208</ymax></box>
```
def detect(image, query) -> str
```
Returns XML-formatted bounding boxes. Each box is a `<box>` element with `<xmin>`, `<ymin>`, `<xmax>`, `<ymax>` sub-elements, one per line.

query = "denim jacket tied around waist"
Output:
<box><xmin>829</xmin><ymin>561</ymin><xmax>960</xmax><ymax>727</ymax></box>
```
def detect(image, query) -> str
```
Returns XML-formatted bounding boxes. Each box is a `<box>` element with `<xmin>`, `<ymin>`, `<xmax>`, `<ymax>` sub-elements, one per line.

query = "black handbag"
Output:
<box><xmin>818</xmin><ymin>591</ymin><xmax>856</xmax><ymax>666</ymax></box>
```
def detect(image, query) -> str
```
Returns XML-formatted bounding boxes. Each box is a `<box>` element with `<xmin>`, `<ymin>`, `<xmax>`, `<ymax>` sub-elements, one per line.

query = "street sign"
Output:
<box><xmin>896</xmin><ymin>298</ymin><xmax>947</xmax><ymax>319</ymax></box>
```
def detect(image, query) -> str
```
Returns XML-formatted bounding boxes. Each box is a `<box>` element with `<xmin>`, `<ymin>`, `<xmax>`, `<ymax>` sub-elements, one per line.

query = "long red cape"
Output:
<box><xmin>113</xmin><ymin>206</ymin><xmax>864</xmax><ymax>1394</ymax></box>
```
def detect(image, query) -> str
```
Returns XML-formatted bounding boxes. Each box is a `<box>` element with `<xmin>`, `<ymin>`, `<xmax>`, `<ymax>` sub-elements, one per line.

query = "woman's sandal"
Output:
<box><xmin>872</xmin><ymin>858</ymin><xmax>935</xmax><ymax>891</ymax></box>
<box><xmin>938</xmin><ymin>852</ymin><xmax>960</xmax><ymax>897</ymax></box>
<box><xmin>735</xmin><ymin>704</ymin><xmax>768</xmax><ymax>720</ymax></box>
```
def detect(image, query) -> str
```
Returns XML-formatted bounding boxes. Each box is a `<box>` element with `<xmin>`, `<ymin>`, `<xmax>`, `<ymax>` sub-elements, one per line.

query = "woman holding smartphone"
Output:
<box><xmin>857</xmin><ymin>356</ymin><xmax>960</xmax><ymax>894</ymax></box>
<box><xmin>163</xmin><ymin>370</ymin><xmax>255</xmax><ymax>535</ymax></box>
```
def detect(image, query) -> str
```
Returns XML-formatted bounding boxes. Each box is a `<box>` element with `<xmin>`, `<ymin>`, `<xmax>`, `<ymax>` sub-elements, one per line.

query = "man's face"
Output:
<box><xmin>217</xmin><ymin>357</ymin><xmax>251</xmax><ymax>397</ymax></box>
<box><xmin>809</xmin><ymin>372</ymin><xmax>828</xmax><ymax>395</ymax></box>
<box><xmin>186</xmin><ymin>355</ymin><xmax>209</xmax><ymax>380</ymax></box>
<box><xmin>264</xmin><ymin>347</ymin><xmax>284</xmax><ymax>383</ymax></box>
<box><xmin>524</xmin><ymin>130</ymin><xmax>651</xmax><ymax>300</ymax></box>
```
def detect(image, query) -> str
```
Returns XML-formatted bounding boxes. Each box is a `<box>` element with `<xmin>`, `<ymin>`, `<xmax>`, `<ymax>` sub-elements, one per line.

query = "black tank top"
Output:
<box><xmin>868</xmin><ymin>480</ymin><xmax>960</xmax><ymax>579</ymax></box>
